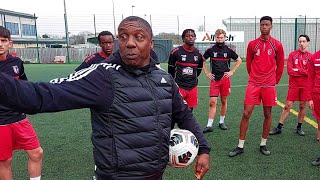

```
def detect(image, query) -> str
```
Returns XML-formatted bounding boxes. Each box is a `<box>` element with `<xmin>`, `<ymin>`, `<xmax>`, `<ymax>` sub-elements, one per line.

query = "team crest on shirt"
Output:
<box><xmin>256</xmin><ymin>49</ymin><xmax>260</xmax><ymax>56</ymax></box>
<box><xmin>224</xmin><ymin>53</ymin><xmax>228</xmax><ymax>58</ymax></box>
<box><xmin>12</xmin><ymin>66</ymin><xmax>19</xmax><ymax>74</ymax></box>
<box><xmin>295</xmin><ymin>59</ymin><xmax>299</xmax><ymax>64</ymax></box>
<box><xmin>268</xmin><ymin>49</ymin><xmax>272</xmax><ymax>55</ymax></box>
<box><xmin>194</xmin><ymin>56</ymin><xmax>198</xmax><ymax>61</ymax></box>
<box><xmin>214</xmin><ymin>52</ymin><xmax>218</xmax><ymax>57</ymax></box>
<box><xmin>303</xmin><ymin>60</ymin><xmax>308</xmax><ymax>65</ymax></box>
<box><xmin>181</xmin><ymin>55</ymin><xmax>187</xmax><ymax>61</ymax></box>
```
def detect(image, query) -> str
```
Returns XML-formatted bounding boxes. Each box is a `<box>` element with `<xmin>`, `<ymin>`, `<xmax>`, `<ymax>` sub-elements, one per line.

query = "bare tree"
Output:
<box><xmin>69</xmin><ymin>31</ymin><xmax>94</xmax><ymax>45</ymax></box>
<box><xmin>42</xmin><ymin>34</ymin><xmax>50</xmax><ymax>38</ymax></box>
<box><xmin>155</xmin><ymin>32</ymin><xmax>181</xmax><ymax>45</ymax></box>
<box><xmin>197</xmin><ymin>25</ymin><xmax>205</xmax><ymax>32</ymax></box>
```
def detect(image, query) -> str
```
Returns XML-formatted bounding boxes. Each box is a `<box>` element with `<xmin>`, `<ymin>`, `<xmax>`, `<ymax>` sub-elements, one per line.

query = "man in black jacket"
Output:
<box><xmin>0</xmin><ymin>16</ymin><xmax>210</xmax><ymax>179</ymax></box>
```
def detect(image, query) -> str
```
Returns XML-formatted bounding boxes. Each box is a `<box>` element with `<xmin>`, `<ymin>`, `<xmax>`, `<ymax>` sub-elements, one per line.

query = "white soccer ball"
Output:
<box><xmin>168</xmin><ymin>129</ymin><xmax>199</xmax><ymax>167</ymax></box>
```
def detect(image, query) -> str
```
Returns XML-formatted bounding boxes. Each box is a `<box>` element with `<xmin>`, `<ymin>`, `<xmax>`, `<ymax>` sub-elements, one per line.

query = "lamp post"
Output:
<box><xmin>112</xmin><ymin>0</ymin><xmax>116</xmax><ymax>36</ymax></box>
<box><xmin>131</xmin><ymin>5</ymin><xmax>135</xmax><ymax>16</ymax></box>
<box><xmin>63</xmin><ymin>0</ymin><xmax>70</xmax><ymax>63</ymax></box>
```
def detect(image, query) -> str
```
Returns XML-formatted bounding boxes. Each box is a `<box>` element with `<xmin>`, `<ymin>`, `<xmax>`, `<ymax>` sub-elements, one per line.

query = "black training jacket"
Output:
<box><xmin>0</xmin><ymin>55</ymin><xmax>210</xmax><ymax>179</ymax></box>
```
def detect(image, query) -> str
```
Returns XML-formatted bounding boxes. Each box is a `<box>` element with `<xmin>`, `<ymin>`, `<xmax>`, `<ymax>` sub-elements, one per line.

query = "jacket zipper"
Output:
<box><xmin>145</xmin><ymin>73</ymin><xmax>162</xmax><ymax>169</ymax></box>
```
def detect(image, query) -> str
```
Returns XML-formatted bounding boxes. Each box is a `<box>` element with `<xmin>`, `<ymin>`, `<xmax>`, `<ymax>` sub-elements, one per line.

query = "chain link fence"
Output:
<box><xmin>6</xmin><ymin>13</ymin><xmax>320</xmax><ymax>63</ymax></box>
<box><xmin>225</xmin><ymin>16</ymin><xmax>320</xmax><ymax>59</ymax></box>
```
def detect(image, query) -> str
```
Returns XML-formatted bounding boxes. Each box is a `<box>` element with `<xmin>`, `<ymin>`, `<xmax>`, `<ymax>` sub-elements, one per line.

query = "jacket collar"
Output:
<box><xmin>104</xmin><ymin>50</ymin><xmax>157</xmax><ymax>76</ymax></box>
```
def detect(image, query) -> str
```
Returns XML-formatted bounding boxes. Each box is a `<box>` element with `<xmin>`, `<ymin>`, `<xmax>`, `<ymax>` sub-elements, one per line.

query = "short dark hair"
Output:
<box><xmin>0</xmin><ymin>26</ymin><xmax>11</xmax><ymax>40</ymax></box>
<box><xmin>299</xmin><ymin>34</ymin><xmax>310</xmax><ymax>42</ymax></box>
<box><xmin>98</xmin><ymin>31</ymin><xmax>114</xmax><ymax>43</ymax></box>
<box><xmin>260</xmin><ymin>16</ymin><xmax>273</xmax><ymax>24</ymax></box>
<box><xmin>118</xmin><ymin>16</ymin><xmax>153</xmax><ymax>38</ymax></box>
<box><xmin>182</xmin><ymin>29</ymin><xmax>196</xmax><ymax>39</ymax></box>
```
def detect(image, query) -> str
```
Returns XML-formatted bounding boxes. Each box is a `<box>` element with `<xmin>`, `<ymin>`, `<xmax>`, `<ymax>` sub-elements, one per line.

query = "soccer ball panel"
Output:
<box><xmin>168</xmin><ymin>129</ymin><xmax>199</xmax><ymax>167</ymax></box>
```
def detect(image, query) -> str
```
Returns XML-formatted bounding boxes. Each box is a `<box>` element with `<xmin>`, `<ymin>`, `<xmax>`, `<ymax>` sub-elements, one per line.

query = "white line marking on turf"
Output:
<box><xmin>276</xmin><ymin>100</ymin><xmax>318</xmax><ymax>129</ymax></box>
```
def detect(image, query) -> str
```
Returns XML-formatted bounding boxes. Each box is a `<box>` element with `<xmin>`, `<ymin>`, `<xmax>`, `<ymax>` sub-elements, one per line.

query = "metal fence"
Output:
<box><xmin>36</xmin><ymin>14</ymin><xmax>223</xmax><ymax>39</ymax></box>
<box><xmin>225</xmin><ymin>16</ymin><xmax>320</xmax><ymax>58</ymax></box>
<box><xmin>11</xmin><ymin>48</ymin><xmax>99</xmax><ymax>64</ymax></box>
<box><xmin>11</xmin><ymin>39</ymin><xmax>173</xmax><ymax>64</ymax></box>
<box><xmin>7</xmin><ymin>13</ymin><xmax>320</xmax><ymax>63</ymax></box>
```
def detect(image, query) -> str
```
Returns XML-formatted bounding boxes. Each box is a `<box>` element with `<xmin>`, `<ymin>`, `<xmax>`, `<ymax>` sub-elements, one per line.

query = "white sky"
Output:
<box><xmin>1</xmin><ymin>0</ymin><xmax>319</xmax><ymax>36</ymax></box>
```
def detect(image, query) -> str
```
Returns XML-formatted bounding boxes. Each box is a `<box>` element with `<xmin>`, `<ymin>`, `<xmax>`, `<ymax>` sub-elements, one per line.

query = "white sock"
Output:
<box><xmin>30</xmin><ymin>176</ymin><xmax>41</xmax><ymax>180</ymax></box>
<box><xmin>206</xmin><ymin>118</ymin><xmax>214</xmax><ymax>127</ymax></box>
<box><xmin>219</xmin><ymin>116</ymin><xmax>225</xmax><ymax>124</ymax></box>
<box><xmin>260</xmin><ymin>138</ymin><xmax>267</xmax><ymax>146</ymax></box>
<box><xmin>238</xmin><ymin>139</ymin><xmax>245</xmax><ymax>148</ymax></box>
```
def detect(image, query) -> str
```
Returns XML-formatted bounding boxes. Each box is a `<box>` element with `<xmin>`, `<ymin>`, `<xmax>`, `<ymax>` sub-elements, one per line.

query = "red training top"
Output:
<box><xmin>246</xmin><ymin>36</ymin><xmax>285</xmax><ymax>86</ymax></box>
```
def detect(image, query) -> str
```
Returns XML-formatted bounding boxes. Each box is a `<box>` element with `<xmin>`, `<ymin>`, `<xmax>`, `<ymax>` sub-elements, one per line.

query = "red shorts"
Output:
<box><xmin>209</xmin><ymin>77</ymin><xmax>231</xmax><ymax>97</ymax></box>
<box><xmin>179</xmin><ymin>86</ymin><xmax>198</xmax><ymax>108</ymax></box>
<box><xmin>312</xmin><ymin>93</ymin><xmax>320</xmax><ymax>121</ymax></box>
<box><xmin>0</xmin><ymin>118</ymin><xmax>40</xmax><ymax>160</ymax></box>
<box><xmin>244</xmin><ymin>83</ymin><xmax>277</xmax><ymax>106</ymax></box>
<box><xmin>286</xmin><ymin>88</ymin><xmax>309</xmax><ymax>101</ymax></box>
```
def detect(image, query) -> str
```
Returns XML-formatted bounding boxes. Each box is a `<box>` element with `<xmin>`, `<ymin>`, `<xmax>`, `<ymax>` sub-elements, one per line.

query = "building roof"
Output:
<box><xmin>0</xmin><ymin>8</ymin><xmax>37</xmax><ymax>19</ymax></box>
<box><xmin>222</xmin><ymin>17</ymin><xmax>319</xmax><ymax>26</ymax></box>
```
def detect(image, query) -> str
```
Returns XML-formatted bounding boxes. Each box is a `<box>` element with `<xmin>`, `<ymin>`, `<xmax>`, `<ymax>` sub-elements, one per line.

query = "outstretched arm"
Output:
<box><xmin>0</xmin><ymin>64</ymin><xmax>113</xmax><ymax>114</ymax></box>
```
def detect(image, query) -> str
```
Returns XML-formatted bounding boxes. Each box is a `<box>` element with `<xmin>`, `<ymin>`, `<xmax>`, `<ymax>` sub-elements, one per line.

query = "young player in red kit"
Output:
<box><xmin>229</xmin><ymin>16</ymin><xmax>285</xmax><ymax>157</ymax></box>
<box><xmin>270</xmin><ymin>35</ymin><xmax>312</xmax><ymax>136</ymax></box>
<box><xmin>75</xmin><ymin>31</ymin><xmax>114</xmax><ymax>71</ymax></box>
<box><xmin>0</xmin><ymin>26</ymin><xmax>43</xmax><ymax>180</ymax></box>
<box><xmin>202</xmin><ymin>29</ymin><xmax>242</xmax><ymax>133</ymax></box>
<box><xmin>308</xmin><ymin>50</ymin><xmax>320</xmax><ymax>166</ymax></box>
<box><xmin>168</xmin><ymin>29</ymin><xmax>203</xmax><ymax>110</ymax></box>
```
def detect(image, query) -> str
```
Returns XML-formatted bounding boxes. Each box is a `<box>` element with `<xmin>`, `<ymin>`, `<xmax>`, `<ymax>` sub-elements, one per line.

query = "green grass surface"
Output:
<box><xmin>11</xmin><ymin>63</ymin><xmax>320</xmax><ymax>179</ymax></box>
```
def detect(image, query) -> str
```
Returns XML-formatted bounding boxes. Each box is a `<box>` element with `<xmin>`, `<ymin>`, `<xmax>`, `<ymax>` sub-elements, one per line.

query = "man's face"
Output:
<box><xmin>0</xmin><ymin>37</ymin><xmax>12</xmax><ymax>57</ymax></box>
<box><xmin>99</xmin><ymin>35</ymin><xmax>114</xmax><ymax>56</ymax></box>
<box><xmin>118</xmin><ymin>21</ymin><xmax>152</xmax><ymax>68</ymax></box>
<box><xmin>260</xmin><ymin>20</ymin><xmax>272</xmax><ymax>36</ymax></box>
<box><xmin>298</xmin><ymin>37</ymin><xmax>309</xmax><ymax>51</ymax></box>
<box><xmin>215</xmin><ymin>33</ymin><xmax>225</xmax><ymax>43</ymax></box>
<box><xmin>183</xmin><ymin>31</ymin><xmax>196</xmax><ymax>46</ymax></box>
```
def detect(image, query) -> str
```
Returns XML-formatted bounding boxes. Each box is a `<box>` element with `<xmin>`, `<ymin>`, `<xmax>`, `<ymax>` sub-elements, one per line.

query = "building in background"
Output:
<box><xmin>0</xmin><ymin>8</ymin><xmax>65</xmax><ymax>48</ymax></box>
<box><xmin>0</xmin><ymin>8</ymin><xmax>37</xmax><ymax>39</ymax></box>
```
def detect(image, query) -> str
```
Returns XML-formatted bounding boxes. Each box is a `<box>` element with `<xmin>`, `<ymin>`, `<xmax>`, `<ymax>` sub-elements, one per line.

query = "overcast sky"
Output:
<box><xmin>2</xmin><ymin>0</ymin><xmax>319</xmax><ymax>17</ymax></box>
<box><xmin>1</xmin><ymin>0</ymin><xmax>319</xmax><ymax>36</ymax></box>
